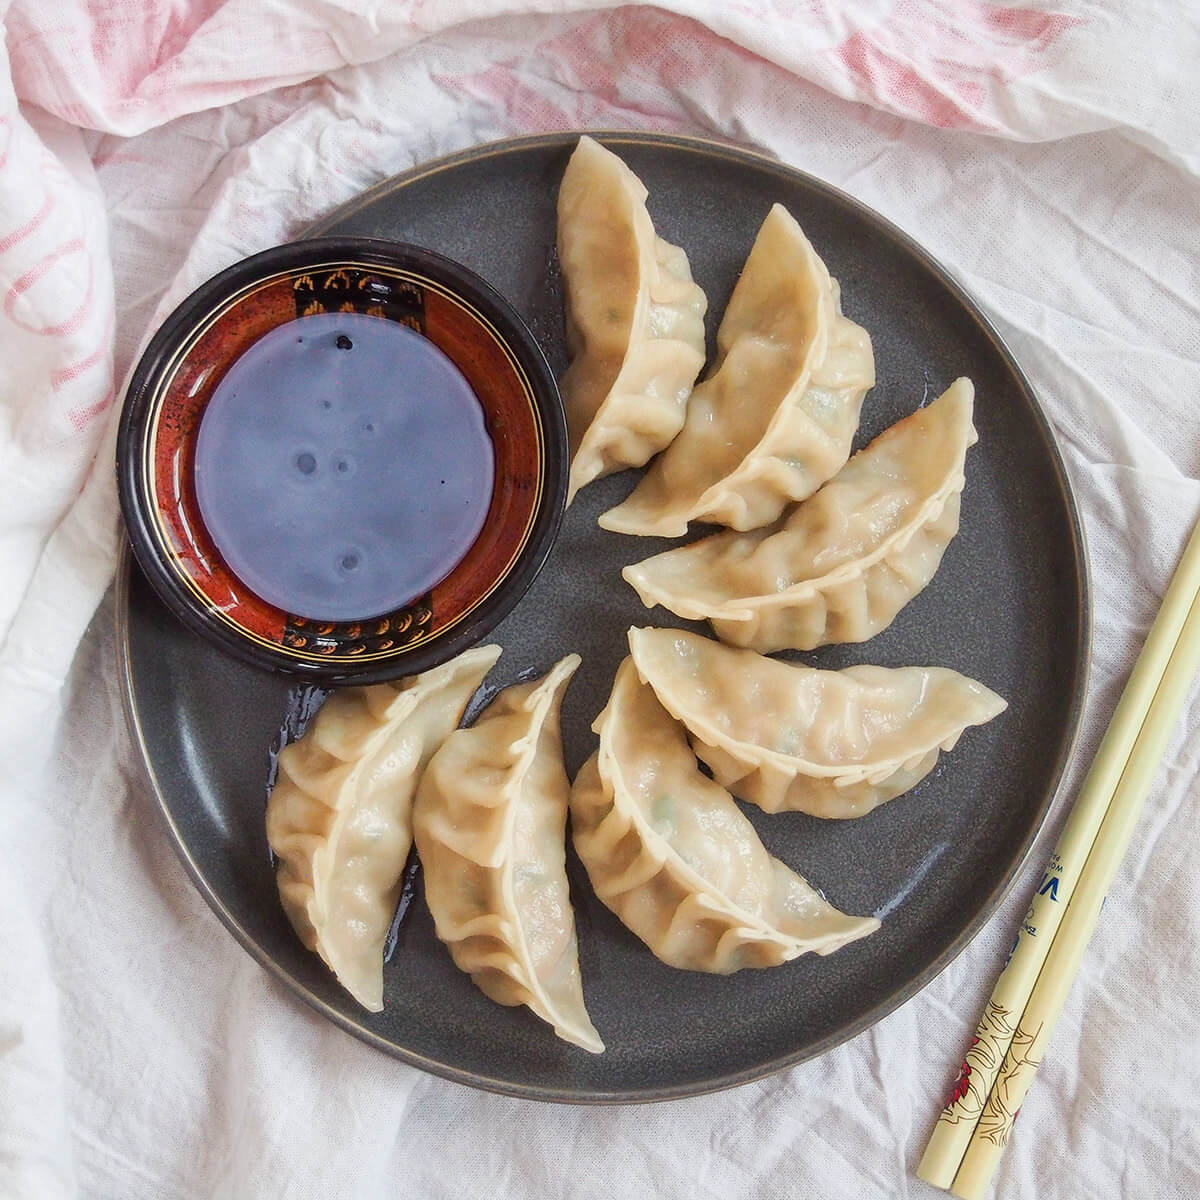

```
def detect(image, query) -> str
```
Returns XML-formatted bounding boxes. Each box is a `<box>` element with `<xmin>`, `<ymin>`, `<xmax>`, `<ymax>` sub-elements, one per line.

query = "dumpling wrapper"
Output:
<box><xmin>558</xmin><ymin>136</ymin><xmax>707</xmax><ymax>503</ymax></box>
<box><xmin>570</xmin><ymin>658</ymin><xmax>879</xmax><ymax>973</ymax></box>
<box><xmin>628</xmin><ymin>626</ymin><xmax>1007</xmax><ymax>819</ymax></box>
<box><xmin>266</xmin><ymin>644</ymin><xmax>501</xmax><ymax>1012</ymax></box>
<box><xmin>413</xmin><ymin>654</ymin><xmax>603</xmax><ymax>1054</ymax></box>
<box><xmin>598</xmin><ymin>202</ymin><xmax>874</xmax><ymax>536</ymax></box>
<box><xmin>623</xmin><ymin>378</ymin><xmax>977</xmax><ymax>652</ymax></box>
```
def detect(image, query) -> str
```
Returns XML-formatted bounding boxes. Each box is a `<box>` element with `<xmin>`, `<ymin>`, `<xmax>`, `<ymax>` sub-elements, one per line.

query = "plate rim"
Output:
<box><xmin>116</xmin><ymin>128</ymin><xmax>1093</xmax><ymax>1104</ymax></box>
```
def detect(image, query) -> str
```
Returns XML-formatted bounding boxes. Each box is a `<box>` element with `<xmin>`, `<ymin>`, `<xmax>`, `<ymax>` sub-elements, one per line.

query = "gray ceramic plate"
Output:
<box><xmin>118</xmin><ymin>131</ymin><xmax>1089</xmax><ymax>1103</ymax></box>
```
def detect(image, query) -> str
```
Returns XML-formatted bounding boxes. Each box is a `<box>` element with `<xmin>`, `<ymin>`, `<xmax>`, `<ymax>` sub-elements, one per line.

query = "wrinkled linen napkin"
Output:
<box><xmin>1</xmin><ymin>3</ymin><xmax>1197</xmax><ymax>1197</ymax></box>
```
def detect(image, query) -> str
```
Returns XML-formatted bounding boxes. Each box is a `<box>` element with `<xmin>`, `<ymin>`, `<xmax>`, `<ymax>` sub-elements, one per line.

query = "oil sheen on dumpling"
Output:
<box><xmin>412</xmin><ymin>654</ymin><xmax>603</xmax><ymax>1053</ymax></box>
<box><xmin>266</xmin><ymin>645</ymin><xmax>501</xmax><ymax>1012</ymax></box>
<box><xmin>598</xmin><ymin>203</ymin><xmax>874</xmax><ymax>536</ymax></box>
<box><xmin>623</xmin><ymin>378</ymin><xmax>976</xmax><ymax>651</ymax></box>
<box><xmin>570</xmin><ymin>658</ymin><xmax>879</xmax><ymax>972</ymax></box>
<box><xmin>558</xmin><ymin>136</ymin><xmax>707</xmax><ymax>502</ymax></box>
<box><xmin>628</xmin><ymin>627</ymin><xmax>1007</xmax><ymax>819</ymax></box>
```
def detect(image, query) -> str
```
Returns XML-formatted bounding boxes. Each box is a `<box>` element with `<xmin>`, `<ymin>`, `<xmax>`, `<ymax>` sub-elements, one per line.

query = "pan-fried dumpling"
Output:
<box><xmin>412</xmin><ymin>654</ymin><xmax>603</xmax><ymax>1053</ymax></box>
<box><xmin>569</xmin><ymin>658</ymin><xmax>879</xmax><ymax>972</ymax></box>
<box><xmin>623</xmin><ymin>378</ymin><xmax>976</xmax><ymax>651</ymax></box>
<box><xmin>558</xmin><ymin>136</ymin><xmax>707</xmax><ymax>502</ymax></box>
<box><xmin>598</xmin><ymin>203</ymin><xmax>874</xmax><ymax>536</ymax></box>
<box><xmin>266</xmin><ymin>644</ymin><xmax>501</xmax><ymax>1012</ymax></box>
<box><xmin>628</xmin><ymin>627</ymin><xmax>1006</xmax><ymax>819</ymax></box>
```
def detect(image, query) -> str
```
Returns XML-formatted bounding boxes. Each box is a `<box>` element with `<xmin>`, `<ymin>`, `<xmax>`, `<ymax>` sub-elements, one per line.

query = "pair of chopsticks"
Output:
<box><xmin>918</xmin><ymin>512</ymin><xmax>1200</xmax><ymax>1198</ymax></box>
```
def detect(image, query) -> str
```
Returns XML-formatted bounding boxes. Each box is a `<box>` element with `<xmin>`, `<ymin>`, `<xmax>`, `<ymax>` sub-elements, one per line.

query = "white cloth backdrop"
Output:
<box><xmin>1</xmin><ymin>2</ymin><xmax>1198</xmax><ymax>1197</ymax></box>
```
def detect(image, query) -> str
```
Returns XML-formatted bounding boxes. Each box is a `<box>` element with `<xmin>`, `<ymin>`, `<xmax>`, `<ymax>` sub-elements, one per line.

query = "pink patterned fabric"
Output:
<box><xmin>1</xmin><ymin>4</ymin><xmax>1197</xmax><ymax>1199</ymax></box>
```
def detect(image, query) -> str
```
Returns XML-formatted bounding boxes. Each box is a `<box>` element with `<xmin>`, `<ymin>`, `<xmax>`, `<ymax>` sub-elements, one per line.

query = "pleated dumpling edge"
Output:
<box><xmin>557</xmin><ymin>136</ymin><xmax>707</xmax><ymax>504</ymax></box>
<box><xmin>266</xmin><ymin>644</ymin><xmax>502</xmax><ymax>1013</ymax></box>
<box><xmin>413</xmin><ymin>652</ymin><xmax>604</xmax><ymax>1054</ymax></box>
<box><xmin>598</xmin><ymin>202</ymin><xmax>874</xmax><ymax>537</ymax></box>
<box><xmin>622</xmin><ymin>377</ymin><xmax>977</xmax><ymax>651</ymax></box>
<box><xmin>627</xmin><ymin>626</ymin><xmax>1007</xmax><ymax>819</ymax></box>
<box><xmin>570</xmin><ymin>657</ymin><xmax>880</xmax><ymax>973</ymax></box>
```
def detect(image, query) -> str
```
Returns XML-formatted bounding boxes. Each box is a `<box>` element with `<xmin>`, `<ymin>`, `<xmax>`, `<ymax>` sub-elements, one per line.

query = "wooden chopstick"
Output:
<box><xmin>950</xmin><ymin>578</ymin><xmax>1200</xmax><ymax>1195</ymax></box>
<box><xmin>918</xmin><ymin>513</ymin><xmax>1200</xmax><ymax>1195</ymax></box>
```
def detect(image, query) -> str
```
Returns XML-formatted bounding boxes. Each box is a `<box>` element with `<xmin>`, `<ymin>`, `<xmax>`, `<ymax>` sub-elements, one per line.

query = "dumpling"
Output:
<box><xmin>412</xmin><ymin>654</ymin><xmax>603</xmax><ymax>1053</ymax></box>
<box><xmin>557</xmin><ymin>135</ymin><xmax>707</xmax><ymax>502</ymax></box>
<box><xmin>569</xmin><ymin>658</ymin><xmax>880</xmax><ymax>972</ymax></box>
<box><xmin>628</xmin><ymin>627</ymin><xmax>1007</xmax><ymax>819</ymax></box>
<box><xmin>598</xmin><ymin>203</ymin><xmax>874</xmax><ymax>536</ymax></box>
<box><xmin>622</xmin><ymin>378</ymin><xmax>976</xmax><ymax>651</ymax></box>
<box><xmin>266</xmin><ymin>644</ymin><xmax>501</xmax><ymax>1012</ymax></box>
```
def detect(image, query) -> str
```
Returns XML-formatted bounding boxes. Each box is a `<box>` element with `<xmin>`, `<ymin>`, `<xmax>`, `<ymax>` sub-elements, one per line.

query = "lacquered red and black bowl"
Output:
<box><xmin>117</xmin><ymin>237</ymin><xmax>567</xmax><ymax>684</ymax></box>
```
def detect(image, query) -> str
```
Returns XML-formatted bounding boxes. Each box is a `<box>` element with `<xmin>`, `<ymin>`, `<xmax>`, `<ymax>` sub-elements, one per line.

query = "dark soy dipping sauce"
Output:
<box><xmin>194</xmin><ymin>312</ymin><xmax>495</xmax><ymax>621</ymax></box>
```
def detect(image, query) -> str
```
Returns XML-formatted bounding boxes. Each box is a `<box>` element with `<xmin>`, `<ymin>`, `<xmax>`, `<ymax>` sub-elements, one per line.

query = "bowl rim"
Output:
<box><xmin>115</xmin><ymin>235</ymin><xmax>568</xmax><ymax>685</ymax></box>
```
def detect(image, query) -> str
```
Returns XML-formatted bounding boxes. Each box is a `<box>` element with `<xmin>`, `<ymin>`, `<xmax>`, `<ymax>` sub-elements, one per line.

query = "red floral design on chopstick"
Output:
<box><xmin>947</xmin><ymin>1035</ymin><xmax>979</xmax><ymax>1105</ymax></box>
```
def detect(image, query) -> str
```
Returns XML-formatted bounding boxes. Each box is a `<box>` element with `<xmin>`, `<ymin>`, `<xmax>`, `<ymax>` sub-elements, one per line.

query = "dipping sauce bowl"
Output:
<box><xmin>117</xmin><ymin>237</ymin><xmax>567</xmax><ymax>684</ymax></box>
